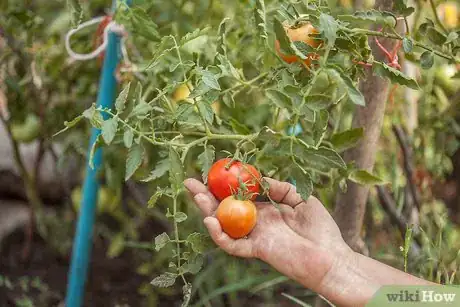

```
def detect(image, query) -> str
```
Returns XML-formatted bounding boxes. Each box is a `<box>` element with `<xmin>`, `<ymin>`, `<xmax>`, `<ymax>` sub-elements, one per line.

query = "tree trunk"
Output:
<box><xmin>333</xmin><ymin>0</ymin><xmax>397</xmax><ymax>253</ymax></box>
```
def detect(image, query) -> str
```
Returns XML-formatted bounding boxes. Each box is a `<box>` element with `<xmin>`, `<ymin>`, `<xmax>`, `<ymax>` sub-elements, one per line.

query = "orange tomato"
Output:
<box><xmin>275</xmin><ymin>22</ymin><xmax>320</xmax><ymax>66</ymax></box>
<box><xmin>216</xmin><ymin>196</ymin><xmax>257</xmax><ymax>239</ymax></box>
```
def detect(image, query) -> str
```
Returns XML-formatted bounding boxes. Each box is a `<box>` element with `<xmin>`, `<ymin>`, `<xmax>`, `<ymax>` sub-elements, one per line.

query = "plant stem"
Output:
<box><xmin>428</xmin><ymin>0</ymin><xmax>448</xmax><ymax>34</ymax></box>
<box><xmin>219</xmin><ymin>72</ymin><xmax>269</xmax><ymax>96</ymax></box>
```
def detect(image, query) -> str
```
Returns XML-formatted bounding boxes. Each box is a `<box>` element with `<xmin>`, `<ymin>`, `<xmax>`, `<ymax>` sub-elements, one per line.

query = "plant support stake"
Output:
<box><xmin>65</xmin><ymin>5</ymin><xmax>123</xmax><ymax>307</ymax></box>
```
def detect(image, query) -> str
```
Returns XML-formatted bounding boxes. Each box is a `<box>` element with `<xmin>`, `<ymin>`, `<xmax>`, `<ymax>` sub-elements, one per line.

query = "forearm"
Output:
<box><xmin>315</xmin><ymin>250</ymin><xmax>435</xmax><ymax>307</ymax></box>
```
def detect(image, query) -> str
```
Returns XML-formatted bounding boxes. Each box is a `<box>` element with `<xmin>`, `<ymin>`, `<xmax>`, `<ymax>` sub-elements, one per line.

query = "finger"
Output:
<box><xmin>263</xmin><ymin>177</ymin><xmax>304</xmax><ymax>208</ymax></box>
<box><xmin>203</xmin><ymin>217</ymin><xmax>254</xmax><ymax>258</ymax></box>
<box><xmin>184</xmin><ymin>178</ymin><xmax>219</xmax><ymax>216</ymax></box>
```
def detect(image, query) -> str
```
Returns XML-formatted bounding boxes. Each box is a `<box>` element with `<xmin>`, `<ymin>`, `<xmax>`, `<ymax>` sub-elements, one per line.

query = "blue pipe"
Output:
<box><xmin>65</xmin><ymin>17</ymin><xmax>121</xmax><ymax>307</ymax></box>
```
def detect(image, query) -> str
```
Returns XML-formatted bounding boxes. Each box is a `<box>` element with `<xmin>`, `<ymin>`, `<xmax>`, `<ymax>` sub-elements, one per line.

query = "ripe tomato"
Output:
<box><xmin>275</xmin><ymin>22</ymin><xmax>320</xmax><ymax>66</ymax></box>
<box><xmin>207</xmin><ymin>158</ymin><xmax>261</xmax><ymax>201</ymax></box>
<box><xmin>216</xmin><ymin>196</ymin><xmax>257</xmax><ymax>239</ymax></box>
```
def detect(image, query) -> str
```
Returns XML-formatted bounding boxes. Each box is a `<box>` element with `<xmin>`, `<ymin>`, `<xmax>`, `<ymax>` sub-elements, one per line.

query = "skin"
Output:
<box><xmin>184</xmin><ymin>177</ymin><xmax>435</xmax><ymax>307</ymax></box>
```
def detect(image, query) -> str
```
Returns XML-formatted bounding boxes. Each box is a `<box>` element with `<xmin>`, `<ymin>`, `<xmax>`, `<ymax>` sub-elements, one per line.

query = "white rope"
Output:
<box><xmin>65</xmin><ymin>16</ymin><xmax>127</xmax><ymax>61</ymax></box>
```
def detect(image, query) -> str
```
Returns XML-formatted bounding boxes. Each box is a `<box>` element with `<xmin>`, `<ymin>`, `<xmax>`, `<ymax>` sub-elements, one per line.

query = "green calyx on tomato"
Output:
<box><xmin>207</xmin><ymin>158</ymin><xmax>261</xmax><ymax>201</ymax></box>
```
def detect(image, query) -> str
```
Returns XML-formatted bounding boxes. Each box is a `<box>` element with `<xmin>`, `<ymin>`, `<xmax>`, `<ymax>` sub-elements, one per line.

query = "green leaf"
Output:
<box><xmin>123</xmin><ymin>129</ymin><xmax>134</xmax><ymax>148</ymax></box>
<box><xmin>216</xmin><ymin>18</ymin><xmax>230</xmax><ymax>56</ymax></box>
<box><xmin>402</xmin><ymin>37</ymin><xmax>413</xmax><ymax>53</ymax></box>
<box><xmin>420</xmin><ymin>51</ymin><xmax>434</xmax><ymax>69</ymax></box>
<box><xmin>182</xmin><ymin>255</ymin><xmax>203</xmax><ymax>275</ymax></box>
<box><xmin>83</xmin><ymin>105</ymin><xmax>103</xmax><ymax>129</ymax></box>
<box><xmin>273</xmin><ymin>19</ymin><xmax>307</xmax><ymax>60</ymax></box>
<box><xmin>154</xmin><ymin>232</ymin><xmax>170</xmax><ymax>251</ymax></box>
<box><xmin>151</xmin><ymin>272</ymin><xmax>177</xmax><ymax>287</ymax></box>
<box><xmin>115</xmin><ymin>83</ymin><xmax>131</xmax><ymax>113</ymax></box>
<box><xmin>394</xmin><ymin>0</ymin><xmax>415</xmax><ymax>17</ymax></box>
<box><xmin>349</xmin><ymin>170</ymin><xmax>386</xmax><ymax>185</ymax></box>
<box><xmin>372</xmin><ymin>62</ymin><xmax>419</xmax><ymax>89</ymax></box>
<box><xmin>174</xmin><ymin>212</ymin><xmax>188</xmax><ymax>223</ymax></box>
<box><xmin>266</xmin><ymin>89</ymin><xmax>292</xmax><ymax>110</ymax></box>
<box><xmin>254</xmin><ymin>0</ymin><xmax>268</xmax><ymax>43</ymax></box>
<box><xmin>130</xmin><ymin>100</ymin><xmax>153</xmax><ymax>118</ymax></box>
<box><xmin>313</xmin><ymin>110</ymin><xmax>329</xmax><ymax>146</ymax></box>
<box><xmin>180</xmin><ymin>27</ymin><xmax>211</xmax><ymax>45</ymax></box>
<box><xmin>198</xmin><ymin>145</ymin><xmax>215</xmax><ymax>184</ymax></box>
<box><xmin>187</xmin><ymin>232</ymin><xmax>214</xmax><ymax>254</ymax></box>
<box><xmin>327</xmin><ymin>68</ymin><xmax>365</xmax><ymax>106</ymax></box>
<box><xmin>330</xmin><ymin>128</ymin><xmax>364</xmax><ymax>152</ymax></box>
<box><xmin>303</xmin><ymin>146</ymin><xmax>347</xmax><ymax>171</ymax></box>
<box><xmin>125</xmin><ymin>144</ymin><xmax>144</xmax><ymax>181</ymax></box>
<box><xmin>304</xmin><ymin>94</ymin><xmax>334</xmax><ymax>110</ymax></box>
<box><xmin>427</xmin><ymin>27</ymin><xmax>447</xmax><ymax>45</ymax></box>
<box><xmin>338</xmin><ymin>10</ymin><xmax>397</xmax><ymax>28</ymax></box>
<box><xmin>130</xmin><ymin>8</ymin><xmax>160</xmax><ymax>41</ymax></box>
<box><xmin>101</xmin><ymin>117</ymin><xmax>118</xmax><ymax>145</ymax></box>
<box><xmin>198</xmin><ymin>68</ymin><xmax>221</xmax><ymax>90</ymax></box>
<box><xmin>175</xmin><ymin>103</ymin><xmax>201</xmax><ymax>124</ymax></box>
<box><xmin>88</xmin><ymin>135</ymin><xmax>102</xmax><ymax>169</ymax></box>
<box><xmin>197</xmin><ymin>101</ymin><xmax>214</xmax><ymax>125</ymax></box>
<box><xmin>169</xmin><ymin>147</ymin><xmax>184</xmax><ymax>194</ymax></box>
<box><xmin>319</xmin><ymin>13</ymin><xmax>338</xmax><ymax>48</ymax></box>
<box><xmin>107</xmin><ymin>233</ymin><xmax>125</xmax><ymax>259</ymax></box>
<box><xmin>445</xmin><ymin>32</ymin><xmax>459</xmax><ymax>44</ymax></box>
<box><xmin>290</xmin><ymin>167</ymin><xmax>313</xmax><ymax>200</ymax></box>
<box><xmin>143</xmin><ymin>159</ymin><xmax>170</xmax><ymax>182</ymax></box>
<box><xmin>148</xmin><ymin>188</ymin><xmax>164</xmax><ymax>208</ymax></box>
<box><xmin>67</xmin><ymin>0</ymin><xmax>83</xmax><ymax>28</ymax></box>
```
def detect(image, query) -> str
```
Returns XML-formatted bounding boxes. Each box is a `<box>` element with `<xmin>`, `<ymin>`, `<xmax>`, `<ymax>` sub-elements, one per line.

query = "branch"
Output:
<box><xmin>392</xmin><ymin>125</ymin><xmax>421</xmax><ymax>210</ymax></box>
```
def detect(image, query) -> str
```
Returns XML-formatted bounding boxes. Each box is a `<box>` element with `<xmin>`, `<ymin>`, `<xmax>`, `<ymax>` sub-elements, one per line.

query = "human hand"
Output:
<box><xmin>184</xmin><ymin>177</ymin><xmax>353</xmax><ymax>292</ymax></box>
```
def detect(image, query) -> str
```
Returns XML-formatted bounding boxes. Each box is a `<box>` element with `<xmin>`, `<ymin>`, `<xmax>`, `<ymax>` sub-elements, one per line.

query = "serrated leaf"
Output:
<box><xmin>198</xmin><ymin>145</ymin><xmax>215</xmax><ymax>184</ymax></box>
<box><xmin>402</xmin><ymin>37</ymin><xmax>413</xmax><ymax>53</ymax></box>
<box><xmin>130</xmin><ymin>100</ymin><xmax>153</xmax><ymax>118</ymax></box>
<box><xmin>174</xmin><ymin>212</ymin><xmax>187</xmax><ymax>223</ymax></box>
<box><xmin>330</xmin><ymin>128</ymin><xmax>364</xmax><ymax>152</ymax></box>
<box><xmin>123</xmin><ymin>129</ymin><xmax>134</xmax><ymax>148</ymax></box>
<box><xmin>198</xmin><ymin>69</ymin><xmax>221</xmax><ymax>90</ymax></box>
<box><xmin>115</xmin><ymin>83</ymin><xmax>131</xmax><ymax>113</ymax></box>
<box><xmin>266</xmin><ymin>89</ymin><xmax>292</xmax><ymax>110</ymax></box>
<box><xmin>319</xmin><ymin>13</ymin><xmax>338</xmax><ymax>48</ymax></box>
<box><xmin>169</xmin><ymin>147</ymin><xmax>184</xmax><ymax>194</ymax></box>
<box><xmin>327</xmin><ymin>68</ymin><xmax>365</xmax><ymax>106</ymax></box>
<box><xmin>420</xmin><ymin>51</ymin><xmax>434</xmax><ymax>69</ymax></box>
<box><xmin>154</xmin><ymin>232</ymin><xmax>170</xmax><ymax>251</ymax></box>
<box><xmin>182</xmin><ymin>255</ymin><xmax>203</xmax><ymax>275</ymax></box>
<box><xmin>273</xmin><ymin>19</ymin><xmax>307</xmax><ymax>60</ymax></box>
<box><xmin>349</xmin><ymin>170</ymin><xmax>386</xmax><ymax>185</ymax></box>
<box><xmin>304</xmin><ymin>146</ymin><xmax>347</xmax><ymax>171</ymax></box>
<box><xmin>254</xmin><ymin>0</ymin><xmax>268</xmax><ymax>42</ymax></box>
<box><xmin>197</xmin><ymin>101</ymin><xmax>214</xmax><ymax>124</ymax></box>
<box><xmin>175</xmin><ymin>103</ymin><xmax>201</xmax><ymax>124</ymax></box>
<box><xmin>373</xmin><ymin>62</ymin><xmax>419</xmax><ymax>89</ymax></box>
<box><xmin>143</xmin><ymin>159</ymin><xmax>170</xmax><ymax>182</ymax></box>
<box><xmin>101</xmin><ymin>117</ymin><xmax>118</xmax><ymax>144</ymax></box>
<box><xmin>187</xmin><ymin>232</ymin><xmax>215</xmax><ymax>253</ymax></box>
<box><xmin>151</xmin><ymin>272</ymin><xmax>177</xmax><ymax>287</ymax></box>
<box><xmin>180</xmin><ymin>27</ymin><xmax>211</xmax><ymax>45</ymax></box>
<box><xmin>148</xmin><ymin>189</ymin><xmax>163</xmax><ymax>208</ymax></box>
<box><xmin>125</xmin><ymin>144</ymin><xmax>144</xmax><ymax>181</ymax></box>
<box><xmin>338</xmin><ymin>10</ymin><xmax>397</xmax><ymax>28</ymax></box>
<box><xmin>216</xmin><ymin>18</ymin><xmax>230</xmax><ymax>56</ymax></box>
<box><xmin>313</xmin><ymin>110</ymin><xmax>329</xmax><ymax>146</ymax></box>
<box><xmin>130</xmin><ymin>8</ymin><xmax>160</xmax><ymax>41</ymax></box>
<box><xmin>290</xmin><ymin>167</ymin><xmax>313</xmax><ymax>200</ymax></box>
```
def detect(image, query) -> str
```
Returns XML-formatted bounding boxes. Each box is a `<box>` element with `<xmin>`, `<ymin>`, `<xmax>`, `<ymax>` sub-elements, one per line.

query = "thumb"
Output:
<box><xmin>263</xmin><ymin>177</ymin><xmax>304</xmax><ymax>208</ymax></box>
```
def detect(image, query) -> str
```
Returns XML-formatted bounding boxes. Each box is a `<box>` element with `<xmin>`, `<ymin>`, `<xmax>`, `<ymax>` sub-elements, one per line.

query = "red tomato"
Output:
<box><xmin>216</xmin><ymin>196</ymin><xmax>257</xmax><ymax>239</ymax></box>
<box><xmin>207</xmin><ymin>158</ymin><xmax>261</xmax><ymax>201</ymax></box>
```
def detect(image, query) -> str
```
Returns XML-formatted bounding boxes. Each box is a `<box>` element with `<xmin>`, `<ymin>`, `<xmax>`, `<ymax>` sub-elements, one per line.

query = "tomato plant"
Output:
<box><xmin>207</xmin><ymin>158</ymin><xmax>261</xmax><ymax>201</ymax></box>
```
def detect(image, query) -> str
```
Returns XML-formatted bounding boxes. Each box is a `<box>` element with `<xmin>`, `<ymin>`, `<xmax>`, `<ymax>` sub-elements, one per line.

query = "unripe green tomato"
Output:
<box><xmin>11</xmin><ymin>114</ymin><xmax>41</xmax><ymax>143</ymax></box>
<box><xmin>71</xmin><ymin>186</ymin><xmax>118</xmax><ymax>213</ymax></box>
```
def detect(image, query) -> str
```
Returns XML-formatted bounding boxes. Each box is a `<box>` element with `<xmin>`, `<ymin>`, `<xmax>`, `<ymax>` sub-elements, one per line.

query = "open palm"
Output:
<box><xmin>184</xmin><ymin>177</ymin><xmax>352</xmax><ymax>285</ymax></box>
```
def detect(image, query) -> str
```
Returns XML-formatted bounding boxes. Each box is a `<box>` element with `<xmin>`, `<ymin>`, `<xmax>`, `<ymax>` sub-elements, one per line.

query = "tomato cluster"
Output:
<box><xmin>207</xmin><ymin>158</ymin><xmax>261</xmax><ymax>238</ymax></box>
